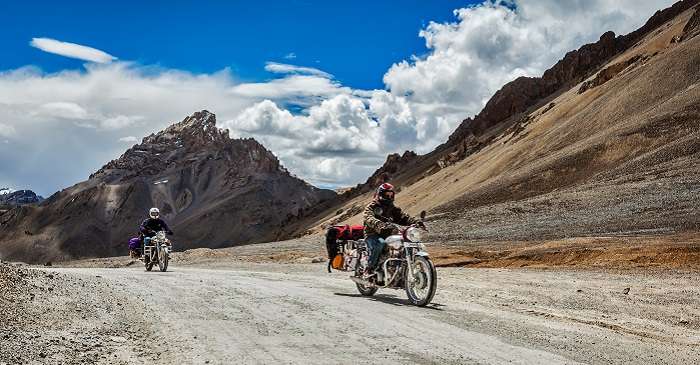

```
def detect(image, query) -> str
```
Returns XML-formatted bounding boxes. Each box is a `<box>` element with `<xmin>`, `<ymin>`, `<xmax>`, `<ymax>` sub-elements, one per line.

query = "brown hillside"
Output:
<box><xmin>304</xmin><ymin>0</ymin><xmax>700</xmax><ymax>255</ymax></box>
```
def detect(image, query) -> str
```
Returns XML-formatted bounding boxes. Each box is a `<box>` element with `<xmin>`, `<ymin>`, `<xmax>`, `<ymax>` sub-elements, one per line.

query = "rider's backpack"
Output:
<box><xmin>325</xmin><ymin>225</ymin><xmax>365</xmax><ymax>272</ymax></box>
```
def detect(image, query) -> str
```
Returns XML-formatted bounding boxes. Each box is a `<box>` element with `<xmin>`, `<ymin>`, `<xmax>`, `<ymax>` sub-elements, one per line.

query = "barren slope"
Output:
<box><xmin>304</xmin><ymin>1</ymin><xmax>700</xmax><ymax>255</ymax></box>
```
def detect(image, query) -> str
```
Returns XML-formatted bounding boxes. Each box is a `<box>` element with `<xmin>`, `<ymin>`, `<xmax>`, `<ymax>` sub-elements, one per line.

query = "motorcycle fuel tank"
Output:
<box><xmin>385</xmin><ymin>235</ymin><xmax>403</xmax><ymax>249</ymax></box>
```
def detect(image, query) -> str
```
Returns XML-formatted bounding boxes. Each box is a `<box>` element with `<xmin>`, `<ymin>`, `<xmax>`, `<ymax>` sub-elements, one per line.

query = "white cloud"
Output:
<box><xmin>264</xmin><ymin>62</ymin><xmax>332</xmax><ymax>78</ymax></box>
<box><xmin>118</xmin><ymin>136</ymin><xmax>139</xmax><ymax>143</ymax></box>
<box><xmin>1</xmin><ymin>0</ymin><xmax>675</xmax><ymax>195</ymax></box>
<box><xmin>101</xmin><ymin>115</ymin><xmax>143</xmax><ymax>130</ymax></box>
<box><xmin>231</xmin><ymin>74</ymin><xmax>347</xmax><ymax>101</ymax></box>
<box><xmin>37</xmin><ymin>102</ymin><xmax>89</xmax><ymax>120</ymax></box>
<box><xmin>0</xmin><ymin>123</ymin><xmax>16</xmax><ymax>138</ymax></box>
<box><xmin>284</xmin><ymin>52</ymin><xmax>297</xmax><ymax>59</ymax></box>
<box><xmin>30</xmin><ymin>37</ymin><xmax>117</xmax><ymax>63</ymax></box>
<box><xmin>0</xmin><ymin>62</ymin><xmax>348</xmax><ymax>194</ymax></box>
<box><xmin>226</xmin><ymin>99</ymin><xmax>300</xmax><ymax>137</ymax></box>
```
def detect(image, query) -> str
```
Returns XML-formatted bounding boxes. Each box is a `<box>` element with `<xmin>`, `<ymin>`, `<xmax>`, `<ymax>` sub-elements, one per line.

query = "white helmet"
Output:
<box><xmin>149</xmin><ymin>207</ymin><xmax>160</xmax><ymax>219</ymax></box>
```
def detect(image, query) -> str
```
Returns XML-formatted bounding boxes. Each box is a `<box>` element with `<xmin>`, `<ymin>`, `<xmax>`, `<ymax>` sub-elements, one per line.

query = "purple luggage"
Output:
<box><xmin>128</xmin><ymin>237</ymin><xmax>141</xmax><ymax>250</ymax></box>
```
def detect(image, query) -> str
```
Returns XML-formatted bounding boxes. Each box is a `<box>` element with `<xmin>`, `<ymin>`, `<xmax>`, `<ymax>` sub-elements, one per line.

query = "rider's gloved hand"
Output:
<box><xmin>382</xmin><ymin>223</ymin><xmax>399</xmax><ymax>235</ymax></box>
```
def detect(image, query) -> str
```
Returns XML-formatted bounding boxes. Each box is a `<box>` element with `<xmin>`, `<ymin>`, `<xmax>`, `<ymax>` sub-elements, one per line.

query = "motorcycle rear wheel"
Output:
<box><xmin>145</xmin><ymin>260</ymin><xmax>154</xmax><ymax>271</ymax></box>
<box><xmin>404</xmin><ymin>256</ymin><xmax>437</xmax><ymax>307</ymax></box>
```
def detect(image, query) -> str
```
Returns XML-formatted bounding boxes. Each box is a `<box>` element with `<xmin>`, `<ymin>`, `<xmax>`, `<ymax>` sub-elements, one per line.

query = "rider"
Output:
<box><xmin>140</xmin><ymin>207</ymin><xmax>173</xmax><ymax>247</ymax></box>
<box><xmin>362</xmin><ymin>183</ymin><xmax>419</xmax><ymax>278</ymax></box>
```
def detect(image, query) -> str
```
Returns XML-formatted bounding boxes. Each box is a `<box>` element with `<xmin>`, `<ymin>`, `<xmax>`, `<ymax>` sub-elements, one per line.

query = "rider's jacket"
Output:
<box><xmin>363</xmin><ymin>200</ymin><xmax>417</xmax><ymax>238</ymax></box>
<box><xmin>140</xmin><ymin>218</ymin><xmax>172</xmax><ymax>238</ymax></box>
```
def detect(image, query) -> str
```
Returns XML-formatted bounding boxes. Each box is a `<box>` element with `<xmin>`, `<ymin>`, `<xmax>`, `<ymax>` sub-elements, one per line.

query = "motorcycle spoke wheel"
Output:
<box><xmin>405</xmin><ymin>256</ymin><xmax>437</xmax><ymax>306</ymax></box>
<box><xmin>158</xmin><ymin>248</ymin><xmax>169</xmax><ymax>272</ymax></box>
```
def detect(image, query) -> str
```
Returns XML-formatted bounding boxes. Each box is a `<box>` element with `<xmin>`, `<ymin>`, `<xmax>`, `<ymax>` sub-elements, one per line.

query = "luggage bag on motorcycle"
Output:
<box><xmin>128</xmin><ymin>237</ymin><xmax>141</xmax><ymax>251</ymax></box>
<box><xmin>325</xmin><ymin>225</ymin><xmax>364</xmax><ymax>272</ymax></box>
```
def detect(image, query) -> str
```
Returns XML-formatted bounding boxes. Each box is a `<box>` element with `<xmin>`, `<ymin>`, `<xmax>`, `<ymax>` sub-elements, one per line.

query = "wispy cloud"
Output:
<box><xmin>264</xmin><ymin>62</ymin><xmax>331</xmax><ymax>78</ymax></box>
<box><xmin>284</xmin><ymin>52</ymin><xmax>297</xmax><ymax>59</ymax></box>
<box><xmin>118</xmin><ymin>136</ymin><xmax>139</xmax><ymax>143</ymax></box>
<box><xmin>30</xmin><ymin>37</ymin><xmax>117</xmax><ymax>63</ymax></box>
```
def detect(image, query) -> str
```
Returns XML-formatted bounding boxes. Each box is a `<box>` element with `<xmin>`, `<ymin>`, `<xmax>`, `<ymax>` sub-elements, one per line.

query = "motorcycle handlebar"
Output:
<box><xmin>393</xmin><ymin>222</ymin><xmax>429</xmax><ymax>233</ymax></box>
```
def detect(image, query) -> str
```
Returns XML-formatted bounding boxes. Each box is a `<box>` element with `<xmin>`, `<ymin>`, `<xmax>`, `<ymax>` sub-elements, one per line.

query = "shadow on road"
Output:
<box><xmin>334</xmin><ymin>292</ymin><xmax>445</xmax><ymax>310</ymax></box>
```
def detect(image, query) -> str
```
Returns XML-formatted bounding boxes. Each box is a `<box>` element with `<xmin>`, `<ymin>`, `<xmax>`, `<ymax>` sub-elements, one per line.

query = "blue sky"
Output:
<box><xmin>0</xmin><ymin>0</ymin><xmax>476</xmax><ymax>90</ymax></box>
<box><xmin>0</xmin><ymin>0</ymin><xmax>671</xmax><ymax>196</ymax></box>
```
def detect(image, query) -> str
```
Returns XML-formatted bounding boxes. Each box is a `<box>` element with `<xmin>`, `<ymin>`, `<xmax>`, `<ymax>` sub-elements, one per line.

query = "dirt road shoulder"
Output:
<box><xmin>0</xmin><ymin>262</ymin><xmax>156</xmax><ymax>365</ymax></box>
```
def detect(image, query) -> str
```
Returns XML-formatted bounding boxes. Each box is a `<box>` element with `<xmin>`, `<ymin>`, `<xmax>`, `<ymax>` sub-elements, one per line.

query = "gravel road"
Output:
<box><xmin>4</xmin><ymin>261</ymin><xmax>698</xmax><ymax>365</ymax></box>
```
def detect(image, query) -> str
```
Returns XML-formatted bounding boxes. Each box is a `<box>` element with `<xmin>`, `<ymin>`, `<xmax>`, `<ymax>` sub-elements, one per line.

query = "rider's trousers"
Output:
<box><xmin>365</xmin><ymin>235</ymin><xmax>385</xmax><ymax>271</ymax></box>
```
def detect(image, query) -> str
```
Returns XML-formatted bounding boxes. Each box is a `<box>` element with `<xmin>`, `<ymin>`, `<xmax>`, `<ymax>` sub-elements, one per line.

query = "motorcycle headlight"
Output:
<box><xmin>405</xmin><ymin>227</ymin><xmax>423</xmax><ymax>242</ymax></box>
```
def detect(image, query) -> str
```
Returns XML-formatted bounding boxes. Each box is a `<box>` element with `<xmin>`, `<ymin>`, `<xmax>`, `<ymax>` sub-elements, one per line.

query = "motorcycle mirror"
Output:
<box><xmin>420</xmin><ymin>210</ymin><xmax>427</xmax><ymax>220</ymax></box>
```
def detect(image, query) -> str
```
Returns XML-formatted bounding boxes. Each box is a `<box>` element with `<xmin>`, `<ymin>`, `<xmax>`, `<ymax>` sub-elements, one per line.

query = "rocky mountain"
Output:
<box><xmin>304</xmin><ymin>0</ymin><xmax>700</xmax><ymax>246</ymax></box>
<box><xmin>440</xmin><ymin>0</ymin><xmax>700</xmax><ymax>165</ymax></box>
<box><xmin>0</xmin><ymin>189</ymin><xmax>44</xmax><ymax>207</ymax></box>
<box><xmin>0</xmin><ymin>111</ymin><xmax>335</xmax><ymax>263</ymax></box>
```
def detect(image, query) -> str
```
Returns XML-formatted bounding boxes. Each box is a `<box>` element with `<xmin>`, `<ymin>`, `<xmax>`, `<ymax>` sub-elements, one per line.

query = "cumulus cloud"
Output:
<box><xmin>0</xmin><ymin>62</ymin><xmax>348</xmax><ymax>194</ymax></box>
<box><xmin>2</xmin><ymin>1</ymin><xmax>674</xmax><ymax>195</ymax></box>
<box><xmin>30</xmin><ymin>37</ymin><xmax>117</xmax><ymax>63</ymax></box>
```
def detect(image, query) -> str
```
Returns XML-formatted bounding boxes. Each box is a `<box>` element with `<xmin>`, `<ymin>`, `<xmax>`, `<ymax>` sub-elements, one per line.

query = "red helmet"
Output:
<box><xmin>376</xmin><ymin>183</ymin><xmax>395</xmax><ymax>205</ymax></box>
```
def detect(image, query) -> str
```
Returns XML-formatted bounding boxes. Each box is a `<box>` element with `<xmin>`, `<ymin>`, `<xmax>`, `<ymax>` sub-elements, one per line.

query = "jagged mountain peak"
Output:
<box><xmin>142</xmin><ymin>110</ymin><xmax>226</xmax><ymax>147</ymax></box>
<box><xmin>92</xmin><ymin>111</ymin><xmax>282</xmax><ymax>181</ymax></box>
<box><xmin>173</xmin><ymin>110</ymin><xmax>216</xmax><ymax>130</ymax></box>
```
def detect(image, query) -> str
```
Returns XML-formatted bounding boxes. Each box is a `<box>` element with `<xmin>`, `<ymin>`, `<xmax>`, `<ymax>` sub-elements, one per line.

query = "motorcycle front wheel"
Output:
<box><xmin>158</xmin><ymin>246</ymin><xmax>169</xmax><ymax>272</ymax></box>
<box><xmin>405</xmin><ymin>256</ymin><xmax>437</xmax><ymax>307</ymax></box>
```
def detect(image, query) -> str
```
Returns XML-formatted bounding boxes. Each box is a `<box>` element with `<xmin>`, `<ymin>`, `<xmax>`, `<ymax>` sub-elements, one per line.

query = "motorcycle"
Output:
<box><xmin>338</xmin><ymin>211</ymin><xmax>437</xmax><ymax>307</ymax></box>
<box><xmin>141</xmin><ymin>231</ymin><xmax>172</xmax><ymax>272</ymax></box>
